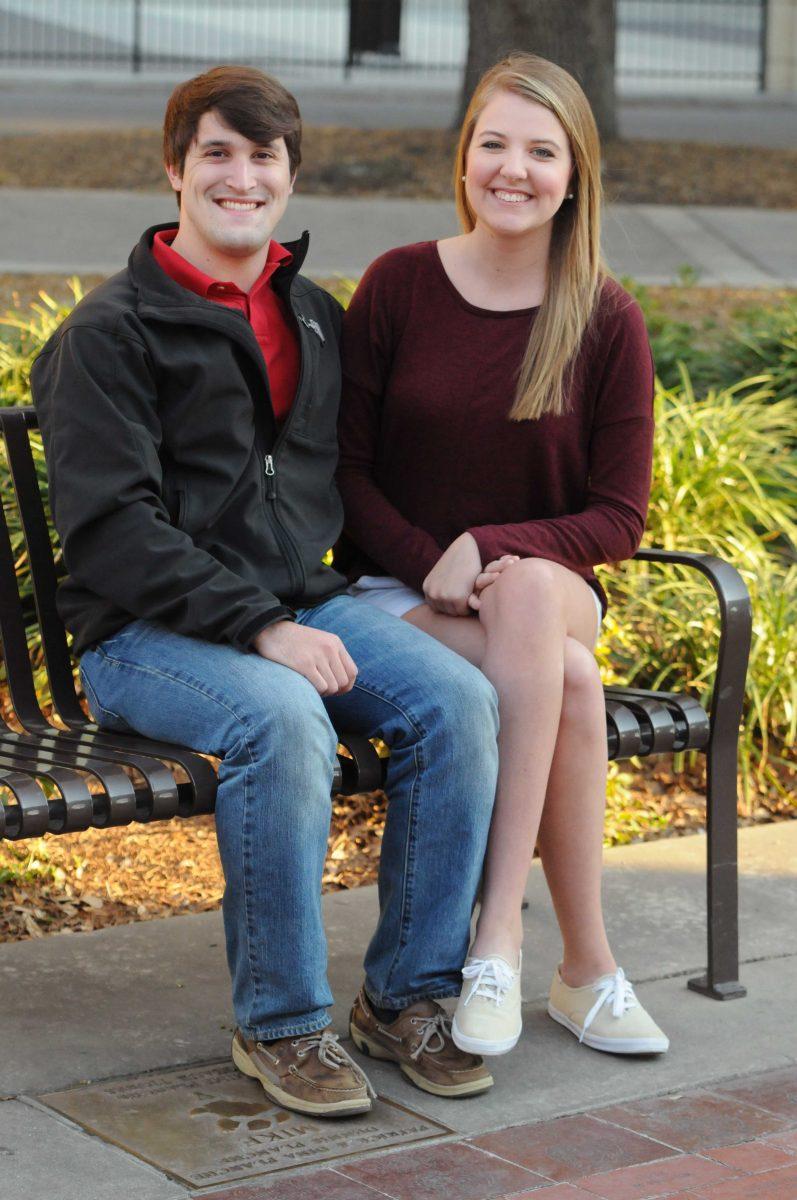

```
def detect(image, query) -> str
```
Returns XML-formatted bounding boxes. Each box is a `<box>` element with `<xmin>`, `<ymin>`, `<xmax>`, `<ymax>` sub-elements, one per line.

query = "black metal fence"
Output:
<box><xmin>0</xmin><ymin>1</ymin><xmax>769</xmax><ymax>92</ymax></box>
<box><xmin>617</xmin><ymin>0</ymin><xmax>767</xmax><ymax>91</ymax></box>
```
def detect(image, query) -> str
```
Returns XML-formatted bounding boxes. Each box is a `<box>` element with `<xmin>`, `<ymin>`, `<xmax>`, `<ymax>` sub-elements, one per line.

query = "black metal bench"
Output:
<box><xmin>0</xmin><ymin>405</ymin><xmax>752</xmax><ymax>1002</ymax></box>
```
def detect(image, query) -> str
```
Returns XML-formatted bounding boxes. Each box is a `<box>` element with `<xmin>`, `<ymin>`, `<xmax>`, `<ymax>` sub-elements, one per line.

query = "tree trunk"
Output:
<box><xmin>459</xmin><ymin>0</ymin><xmax>617</xmax><ymax>141</ymax></box>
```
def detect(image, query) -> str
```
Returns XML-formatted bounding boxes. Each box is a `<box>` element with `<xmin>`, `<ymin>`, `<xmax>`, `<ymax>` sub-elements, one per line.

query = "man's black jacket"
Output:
<box><xmin>31</xmin><ymin>224</ymin><xmax>349</xmax><ymax>656</ymax></box>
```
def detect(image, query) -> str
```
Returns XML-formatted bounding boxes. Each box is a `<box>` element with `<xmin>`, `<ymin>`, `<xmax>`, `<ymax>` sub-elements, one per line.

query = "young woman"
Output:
<box><xmin>337</xmin><ymin>53</ymin><xmax>668</xmax><ymax>1058</ymax></box>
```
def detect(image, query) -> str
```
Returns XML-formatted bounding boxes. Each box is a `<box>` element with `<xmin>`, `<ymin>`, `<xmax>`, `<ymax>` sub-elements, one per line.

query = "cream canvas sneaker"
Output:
<box><xmin>451</xmin><ymin>953</ymin><xmax>522</xmax><ymax>1056</ymax></box>
<box><xmin>548</xmin><ymin>966</ymin><xmax>669</xmax><ymax>1054</ymax></box>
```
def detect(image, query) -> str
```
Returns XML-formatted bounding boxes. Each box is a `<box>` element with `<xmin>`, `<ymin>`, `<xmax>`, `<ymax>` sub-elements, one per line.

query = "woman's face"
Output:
<box><xmin>464</xmin><ymin>89</ymin><xmax>573</xmax><ymax>241</ymax></box>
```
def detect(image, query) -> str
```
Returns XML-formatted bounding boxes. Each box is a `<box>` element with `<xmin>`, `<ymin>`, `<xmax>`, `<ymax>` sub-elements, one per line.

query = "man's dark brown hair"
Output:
<box><xmin>163</xmin><ymin>64</ymin><xmax>302</xmax><ymax>178</ymax></box>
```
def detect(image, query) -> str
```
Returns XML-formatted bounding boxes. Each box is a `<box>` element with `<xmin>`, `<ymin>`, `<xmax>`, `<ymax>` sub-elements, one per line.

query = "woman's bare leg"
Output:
<box><xmin>464</xmin><ymin>561</ymin><xmax>589</xmax><ymax>961</ymax></box>
<box><xmin>403</xmin><ymin>603</ymin><xmax>486</xmax><ymax>666</ymax></box>
<box><xmin>405</xmin><ymin>558</ymin><xmax>609</xmax><ymax>968</ymax></box>
<box><xmin>536</xmin><ymin>640</ymin><xmax>615</xmax><ymax>985</ymax></box>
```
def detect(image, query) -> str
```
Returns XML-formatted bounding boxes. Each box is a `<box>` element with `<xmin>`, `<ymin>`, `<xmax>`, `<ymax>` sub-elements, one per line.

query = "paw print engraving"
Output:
<box><xmin>189</xmin><ymin>1098</ymin><xmax>293</xmax><ymax>1133</ymax></box>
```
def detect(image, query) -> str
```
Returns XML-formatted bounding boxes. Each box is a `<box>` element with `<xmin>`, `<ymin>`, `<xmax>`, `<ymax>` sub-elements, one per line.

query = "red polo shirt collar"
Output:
<box><xmin>151</xmin><ymin>229</ymin><xmax>299</xmax><ymax>423</ymax></box>
<box><xmin>151</xmin><ymin>229</ymin><xmax>293</xmax><ymax>298</ymax></box>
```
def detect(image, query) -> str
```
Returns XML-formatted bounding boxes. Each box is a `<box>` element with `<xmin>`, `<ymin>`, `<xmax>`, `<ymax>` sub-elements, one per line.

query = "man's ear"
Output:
<box><xmin>165</xmin><ymin>161</ymin><xmax>183</xmax><ymax>194</ymax></box>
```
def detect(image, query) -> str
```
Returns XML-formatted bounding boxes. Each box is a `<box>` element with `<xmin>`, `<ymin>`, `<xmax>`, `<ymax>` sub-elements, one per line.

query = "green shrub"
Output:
<box><xmin>627</xmin><ymin>279</ymin><xmax>797</xmax><ymax>405</ymax></box>
<box><xmin>599</xmin><ymin>374</ymin><xmax>797</xmax><ymax>806</ymax></box>
<box><xmin>624</xmin><ymin>280</ymin><xmax>715</xmax><ymax>393</ymax></box>
<box><xmin>721</xmin><ymin>299</ymin><xmax>797</xmax><ymax>405</ymax></box>
<box><xmin>0</xmin><ymin>280</ymin><xmax>84</xmax><ymax>404</ymax></box>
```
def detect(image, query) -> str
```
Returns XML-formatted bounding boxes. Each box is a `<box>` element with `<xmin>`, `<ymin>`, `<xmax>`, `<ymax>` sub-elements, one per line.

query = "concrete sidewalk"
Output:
<box><xmin>2</xmin><ymin>186</ymin><xmax>796</xmax><ymax>286</ymax></box>
<box><xmin>2</xmin><ymin>822</ymin><xmax>795</xmax><ymax>1198</ymax></box>
<box><xmin>1</xmin><ymin>75</ymin><xmax>796</xmax><ymax>148</ymax></box>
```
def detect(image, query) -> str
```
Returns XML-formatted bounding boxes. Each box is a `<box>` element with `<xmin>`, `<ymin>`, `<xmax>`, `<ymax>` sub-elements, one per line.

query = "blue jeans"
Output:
<box><xmin>79</xmin><ymin>595</ymin><xmax>499</xmax><ymax>1041</ymax></box>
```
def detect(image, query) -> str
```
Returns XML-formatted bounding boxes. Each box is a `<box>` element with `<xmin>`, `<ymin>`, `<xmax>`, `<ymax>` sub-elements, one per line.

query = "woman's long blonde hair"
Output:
<box><xmin>454</xmin><ymin>52</ymin><xmax>606</xmax><ymax>421</ymax></box>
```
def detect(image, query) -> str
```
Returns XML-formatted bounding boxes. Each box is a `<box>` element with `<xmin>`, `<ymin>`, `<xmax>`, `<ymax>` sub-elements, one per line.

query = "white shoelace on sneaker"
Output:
<box><xmin>461</xmin><ymin>957</ymin><xmax>516</xmax><ymax>1008</ymax></box>
<box><xmin>294</xmin><ymin>1031</ymin><xmax>376</xmax><ymax>1097</ymax></box>
<box><xmin>579</xmin><ymin>967</ymin><xmax>638</xmax><ymax>1042</ymax></box>
<box><xmin>409</xmin><ymin>1012</ymin><xmax>452</xmax><ymax>1060</ymax></box>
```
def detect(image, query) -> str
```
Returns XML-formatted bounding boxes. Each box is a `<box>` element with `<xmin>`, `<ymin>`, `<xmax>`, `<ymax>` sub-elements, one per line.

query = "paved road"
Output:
<box><xmin>1</xmin><ymin>187</ymin><xmax>795</xmax><ymax>286</ymax></box>
<box><xmin>1</xmin><ymin>74</ymin><xmax>796</xmax><ymax>147</ymax></box>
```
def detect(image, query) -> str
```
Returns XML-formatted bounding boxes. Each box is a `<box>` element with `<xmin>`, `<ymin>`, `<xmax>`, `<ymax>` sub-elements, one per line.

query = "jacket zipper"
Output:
<box><xmin>257</xmin><ymin>311</ymin><xmax>311</xmax><ymax>595</ymax></box>
<box><xmin>142</xmin><ymin>288</ymin><xmax>313</xmax><ymax>600</ymax></box>
<box><xmin>263</xmin><ymin>454</ymin><xmax>306</xmax><ymax>594</ymax></box>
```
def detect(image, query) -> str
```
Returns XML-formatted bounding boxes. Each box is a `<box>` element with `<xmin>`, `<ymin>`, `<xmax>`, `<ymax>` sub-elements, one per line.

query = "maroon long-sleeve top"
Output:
<box><xmin>337</xmin><ymin>241</ymin><xmax>655</xmax><ymax>612</ymax></box>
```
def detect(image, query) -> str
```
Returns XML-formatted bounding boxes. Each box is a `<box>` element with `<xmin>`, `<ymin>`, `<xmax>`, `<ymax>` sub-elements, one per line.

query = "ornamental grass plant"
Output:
<box><xmin>628</xmin><ymin>278</ymin><xmax>797</xmax><ymax>408</ymax></box>
<box><xmin>0</xmin><ymin>279</ymin><xmax>84</xmax><ymax>402</ymax></box>
<box><xmin>597</xmin><ymin>373</ymin><xmax>797</xmax><ymax>809</ymax></box>
<box><xmin>1</xmin><ymin>281</ymin><xmax>795</xmax><ymax>831</ymax></box>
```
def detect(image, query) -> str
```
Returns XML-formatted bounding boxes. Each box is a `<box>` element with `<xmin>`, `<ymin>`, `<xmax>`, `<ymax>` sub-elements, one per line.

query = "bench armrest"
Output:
<box><xmin>630</xmin><ymin>549</ymin><xmax>752</xmax><ymax>745</ymax></box>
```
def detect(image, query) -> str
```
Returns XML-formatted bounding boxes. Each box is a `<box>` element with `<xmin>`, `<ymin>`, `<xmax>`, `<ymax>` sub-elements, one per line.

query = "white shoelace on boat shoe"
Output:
<box><xmin>293</xmin><ymin>1031</ymin><xmax>376</xmax><ymax>1096</ymax></box>
<box><xmin>461</xmin><ymin>957</ymin><xmax>517</xmax><ymax>1008</ymax></box>
<box><xmin>408</xmin><ymin>1012</ymin><xmax>453</xmax><ymax>1060</ymax></box>
<box><xmin>375</xmin><ymin>1009</ymin><xmax>453</xmax><ymax>1060</ymax></box>
<box><xmin>579</xmin><ymin>967</ymin><xmax>638</xmax><ymax>1043</ymax></box>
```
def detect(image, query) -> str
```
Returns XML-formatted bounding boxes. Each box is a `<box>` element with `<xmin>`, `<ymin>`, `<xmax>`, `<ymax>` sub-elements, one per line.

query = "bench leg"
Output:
<box><xmin>688</xmin><ymin>737</ymin><xmax>747</xmax><ymax>1000</ymax></box>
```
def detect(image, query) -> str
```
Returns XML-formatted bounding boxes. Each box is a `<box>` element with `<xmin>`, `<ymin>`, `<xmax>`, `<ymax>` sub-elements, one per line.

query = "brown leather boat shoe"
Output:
<box><xmin>349</xmin><ymin>987</ymin><xmax>493</xmax><ymax>1097</ymax></box>
<box><xmin>232</xmin><ymin>1028</ymin><xmax>375</xmax><ymax>1117</ymax></box>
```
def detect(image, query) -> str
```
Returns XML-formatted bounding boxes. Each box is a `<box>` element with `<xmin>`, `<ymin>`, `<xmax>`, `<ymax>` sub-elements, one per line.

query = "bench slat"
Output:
<box><xmin>0</xmin><ymin>767</ymin><xmax>52</xmax><ymax>838</ymax></box>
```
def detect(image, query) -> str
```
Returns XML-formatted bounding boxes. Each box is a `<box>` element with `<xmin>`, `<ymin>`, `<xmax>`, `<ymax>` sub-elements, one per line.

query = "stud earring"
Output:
<box><xmin>566</xmin><ymin>192</ymin><xmax>574</xmax><ymax>199</ymax></box>
<box><xmin>461</xmin><ymin>175</ymin><xmax>466</xmax><ymax>181</ymax></box>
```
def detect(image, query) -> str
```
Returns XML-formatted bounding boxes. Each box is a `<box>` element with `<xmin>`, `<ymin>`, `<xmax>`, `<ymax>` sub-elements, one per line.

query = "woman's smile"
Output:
<box><xmin>491</xmin><ymin>188</ymin><xmax>534</xmax><ymax>203</ymax></box>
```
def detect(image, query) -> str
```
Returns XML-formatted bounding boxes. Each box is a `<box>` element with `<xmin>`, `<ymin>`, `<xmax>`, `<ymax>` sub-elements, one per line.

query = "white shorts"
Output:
<box><xmin>348</xmin><ymin>574</ymin><xmax>604</xmax><ymax>639</ymax></box>
<box><xmin>347</xmin><ymin>574</ymin><xmax>425</xmax><ymax>618</ymax></box>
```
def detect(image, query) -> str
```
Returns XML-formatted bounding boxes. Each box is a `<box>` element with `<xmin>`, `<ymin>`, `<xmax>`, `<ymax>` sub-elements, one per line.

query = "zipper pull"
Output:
<box><xmin>264</xmin><ymin>454</ymin><xmax>276</xmax><ymax>498</ymax></box>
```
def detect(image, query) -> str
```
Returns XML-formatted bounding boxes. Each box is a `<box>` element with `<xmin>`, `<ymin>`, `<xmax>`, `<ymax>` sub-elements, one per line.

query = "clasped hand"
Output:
<box><xmin>423</xmin><ymin>532</ymin><xmax>519</xmax><ymax>616</ymax></box>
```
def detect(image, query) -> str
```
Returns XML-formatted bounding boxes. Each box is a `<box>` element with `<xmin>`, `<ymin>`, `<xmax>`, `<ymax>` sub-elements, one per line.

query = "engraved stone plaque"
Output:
<box><xmin>40</xmin><ymin>1060</ymin><xmax>452</xmax><ymax>1189</ymax></box>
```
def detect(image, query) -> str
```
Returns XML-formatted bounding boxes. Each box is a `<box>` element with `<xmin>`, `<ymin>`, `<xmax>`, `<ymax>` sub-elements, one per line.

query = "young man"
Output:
<box><xmin>32</xmin><ymin>67</ymin><xmax>499</xmax><ymax>1117</ymax></box>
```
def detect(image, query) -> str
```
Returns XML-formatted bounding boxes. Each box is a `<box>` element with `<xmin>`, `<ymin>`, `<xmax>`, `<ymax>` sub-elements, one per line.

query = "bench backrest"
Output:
<box><xmin>0</xmin><ymin>405</ymin><xmax>86</xmax><ymax>733</ymax></box>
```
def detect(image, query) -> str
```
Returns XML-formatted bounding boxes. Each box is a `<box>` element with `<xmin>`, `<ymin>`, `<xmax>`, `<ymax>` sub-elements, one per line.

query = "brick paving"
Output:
<box><xmin>201</xmin><ymin>1065</ymin><xmax>797</xmax><ymax>1200</ymax></box>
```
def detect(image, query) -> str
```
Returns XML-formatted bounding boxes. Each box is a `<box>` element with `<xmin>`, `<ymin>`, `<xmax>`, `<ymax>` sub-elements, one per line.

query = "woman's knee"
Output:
<box><xmin>560</xmin><ymin>639</ymin><xmax>603</xmax><ymax>727</ymax></box>
<box><xmin>480</xmin><ymin>557</ymin><xmax>565</xmax><ymax>630</ymax></box>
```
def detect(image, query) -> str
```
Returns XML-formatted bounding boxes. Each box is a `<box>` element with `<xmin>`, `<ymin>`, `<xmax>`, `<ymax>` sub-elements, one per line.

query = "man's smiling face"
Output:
<box><xmin>165</xmin><ymin>108</ymin><xmax>294</xmax><ymax>263</ymax></box>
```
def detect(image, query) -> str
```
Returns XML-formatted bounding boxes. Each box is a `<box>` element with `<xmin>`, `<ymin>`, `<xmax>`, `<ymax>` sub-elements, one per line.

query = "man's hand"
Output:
<box><xmin>253</xmin><ymin>621</ymin><xmax>357</xmax><ymax>695</ymax></box>
<box><xmin>423</xmin><ymin>532</ymin><xmax>483</xmax><ymax>616</ymax></box>
<box><xmin>467</xmin><ymin>555</ymin><xmax>520</xmax><ymax>611</ymax></box>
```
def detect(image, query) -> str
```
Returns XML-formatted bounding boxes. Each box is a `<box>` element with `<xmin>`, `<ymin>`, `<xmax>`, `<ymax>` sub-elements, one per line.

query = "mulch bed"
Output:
<box><xmin>2</xmin><ymin>757</ymin><xmax>792</xmax><ymax>943</ymax></box>
<box><xmin>1</xmin><ymin>126</ymin><xmax>795</xmax><ymax>209</ymax></box>
<box><xmin>0</xmin><ymin>791</ymin><xmax>387</xmax><ymax>942</ymax></box>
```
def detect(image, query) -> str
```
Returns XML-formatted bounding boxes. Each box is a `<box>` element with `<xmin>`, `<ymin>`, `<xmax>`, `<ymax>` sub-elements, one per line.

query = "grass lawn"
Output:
<box><xmin>1</xmin><ymin>126</ymin><xmax>795</xmax><ymax>209</ymax></box>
